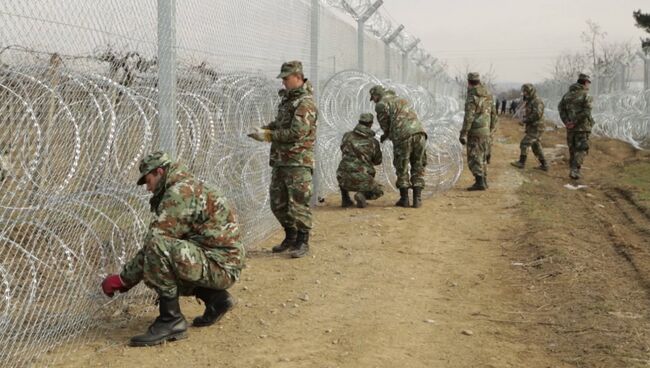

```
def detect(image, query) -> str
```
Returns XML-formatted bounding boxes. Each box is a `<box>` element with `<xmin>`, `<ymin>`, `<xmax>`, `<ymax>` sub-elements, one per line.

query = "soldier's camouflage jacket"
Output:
<box><xmin>558</xmin><ymin>83</ymin><xmax>594</xmax><ymax>132</ymax></box>
<box><xmin>337</xmin><ymin>123</ymin><xmax>382</xmax><ymax>184</ymax></box>
<box><xmin>122</xmin><ymin>162</ymin><xmax>245</xmax><ymax>285</ymax></box>
<box><xmin>374</xmin><ymin>90</ymin><xmax>425</xmax><ymax>142</ymax></box>
<box><xmin>523</xmin><ymin>89</ymin><xmax>545</xmax><ymax>127</ymax></box>
<box><xmin>263</xmin><ymin>80</ymin><xmax>318</xmax><ymax>169</ymax></box>
<box><xmin>461</xmin><ymin>84</ymin><xmax>497</xmax><ymax>137</ymax></box>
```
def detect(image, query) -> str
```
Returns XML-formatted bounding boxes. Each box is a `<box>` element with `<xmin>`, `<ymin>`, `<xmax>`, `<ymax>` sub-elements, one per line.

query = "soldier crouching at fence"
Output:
<box><xmin>336</xmin><ymin>113</ymin><xmax>384</xmax><ymax>208</ymax></box>
<box><xmin>101</xmin><ymin>151</ymin><xmax>245</xmax><ymax>347</ymax></box>
<box><xmin>247</xmin><ymin>60</ymin><xmax>318</xmax><ymax>258</ymax></box>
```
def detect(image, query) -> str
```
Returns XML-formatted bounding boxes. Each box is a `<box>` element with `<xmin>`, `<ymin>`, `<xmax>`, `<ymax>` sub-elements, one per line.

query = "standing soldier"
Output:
<box><xmin>558</xmin><ymin>73</ymin><xmax>595</xmax><ymax>179</ymax></box>
<box><xmin>248</xmin><ymin>60</ymin><xmax>317</xmax><ymax>258</ymax></box>
<box><xmin>511</xmin><ymin>83</ymin><xmax>549</xmax><ymax>171</ymax></box>
<box><xmin>101</xmin><ymin>152</ymin><xmax>245</xmax><ymax>346</ymax></box>
<box><xmin>459</xmin><ymin>72</ymin><xmax>497</xmax><ymax>191</ymax></box>
<box><xmin>336</xmin><ymin>113</ymin><xmax>384</xmax><ymax>208</ymax></box>
<box><xmin>369</xmin><ymin>85</ymin><xmax>427</xmax><ymax>208</ymax></box>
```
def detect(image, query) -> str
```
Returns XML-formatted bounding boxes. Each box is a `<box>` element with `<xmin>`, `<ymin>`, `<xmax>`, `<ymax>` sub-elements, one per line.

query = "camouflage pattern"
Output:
<box><xmin>467</xmin><ymin>72</ymin><xmax>480</xmax><ymax>81</ymax></box>
<box><xmin>374</xmin><ymin>89</ymin><xmax>426</xmax><ymax>142</ymax></box>
<box><xmin>393</xmin><ymin>133</ymin><xmax>427</xmax><ymax>189</ymax></box>
<box><xmin>263</xmin><ymin>76</ymin><xmax>317</xmax><ymax>232</ymax></box>
<box><xmin>270</xmin><ymin>166</ymin><xmax>313</xmax><ymax>230</ymax></box>
<box><xmin>277</xmin><ymin>60</ymin><xmax>303</xmax><ymax>79</ymax></box>
<box><xmin>137</xmin><ymin>151</ymin><xmax>172</xmax><ymax>185</ymax></box>
<box><xmin>578</xmin><ymin>73</ymin><xmax>591</xmax><ymax>82</ymax></box>
<box><xmin>262</xmin><ymin>80</ymin><xmax>318</xmax><ymax>169</ymax></box>
<box><xmin>336</xmin><ymin>123</ymin><xmax>384</xmax><ymax>198</ymax></box>
<box><xmin>372</xmin><ymin>89</ymin><xmax>428</xmax><ymax>189</ymax></box>
<box><xmin>519</xmin><ymin>84</ymin><xmax>546</xmax><ymax>161</ymax></box>
<box><xmin>467</xmin><ymin>135</ymin><xmax>489</xmax><ymax>177</ymax></box>
<box><xmin>461</xmin><ymin>83</ymin><xmax>497</xmax><ymax>177</ymax></box>
<box><xmin>121</xmin><ymin>161</ymin><xmax>245</xmax><ymax>298</ymax></box>
<box><xmin>558</xmin><ymin>82</ymin><xmax>595</xmax><ymax>168</ymax></box>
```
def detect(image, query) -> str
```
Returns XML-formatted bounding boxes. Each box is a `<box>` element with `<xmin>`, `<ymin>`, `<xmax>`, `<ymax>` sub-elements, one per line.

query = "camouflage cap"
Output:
<box><xmin>521</xmin><ymin>83</ymin><xmax>535</xmax><ymax>93</ymax></box>
<box><xmin>578</xmin><ymin>73</ymin><xmax>591</xmax><ymax>82</ymax></box>
<box><xmin>369</xmin><ymin>85</ymin><xmax>385</xmax><ymax>100</ymax></box>
<box><xmin>467</xmin><ymin>72</ymin><xmax>480</xmax><ymax>81</ymax></box>
<box><xmin>359</xmin><ymin>113</ymin><xmax>374</xmax><ymax>124</ymax></box>
<box><xmin>137</xmin><ymin>151</ymin><xmax>172</xmax><ymax>185</ymax></box>
<box><xmin>277</xmin><ymin>60</ymin><xmax>303</xmax><ymax>79</ymax></box>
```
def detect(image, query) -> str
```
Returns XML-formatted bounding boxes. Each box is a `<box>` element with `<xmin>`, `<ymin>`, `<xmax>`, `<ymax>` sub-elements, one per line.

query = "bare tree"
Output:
<box><xmin>581</xmin><ymin>19</ymin><xmax>607</xmax><ymax>73</ymax></box>
<box><xmin>551</xmin><ymin>52</ymin><xmax>588</xmax><ymax>83</ymax></box>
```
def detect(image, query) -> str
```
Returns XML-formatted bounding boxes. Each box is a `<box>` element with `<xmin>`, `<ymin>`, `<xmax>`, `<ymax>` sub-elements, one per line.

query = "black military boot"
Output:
<box><xmin>395</xmin><ymin>188</ymin><xmax>409</xmax><ymax>207</ymax></box>
<box><xmin>271</xmin><ymin>227</ymin><xmax>297</xmax><ymax>253</ymax></box>
<box><xmin>467</xmin><ymin>175</ymin><xmax>487</xmax><ymax>191</ymax></box>
<box><xmin>340</xmin><ymin>187</ymin><xmax>354</xmax><ymax>208</ymax></box>
<box><xmin>412</xmin><ymin>187</ymin><xmax>422</xmax><ymax>208</ymax></box>
<box><xmin>510</xmin><ymin>155</ymin><xmax>526</xmax><ymax>169</ymax></box>
<box><xmin>569</xmin><ymin>167</ymin><xmax>581</xmax><ymax>180</ymax></box>
<box><xmin>130</xmin><ymin>295</ymin><xmax>188</xmax><ymax>347</ymax></box>
<box><xmin>193</xmin><ymin>288</ymin><xmax>235</xmax><ymax>327</ymax></box>
<box><xmin>537</xmin><ymin>159</ymin><xmax>549</xmax><ymax>172</ymax></box>
<box><xmin>290</xmin><ymin>230</ymin><xmax>310</xmax><ymax>258</ymax></box>
<box><xmin>354</xmin><ymin>192</ymin><xmax>367</xmax><ymax>208</ymax></box>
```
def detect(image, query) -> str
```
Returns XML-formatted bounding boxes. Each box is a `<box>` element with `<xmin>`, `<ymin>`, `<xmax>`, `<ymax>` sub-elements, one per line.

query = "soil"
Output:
<box><xmin>40</xmin><ymin>117</ymin><xmax>650</xmax><ymax>367</ymax></box>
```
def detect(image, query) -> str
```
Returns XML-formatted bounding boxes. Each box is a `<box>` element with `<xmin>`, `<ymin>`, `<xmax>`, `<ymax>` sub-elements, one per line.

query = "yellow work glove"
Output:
<box><xmin>247</xmin><ymin>127</ymin><xmax>272</xmax><ymax>142</ymax></box>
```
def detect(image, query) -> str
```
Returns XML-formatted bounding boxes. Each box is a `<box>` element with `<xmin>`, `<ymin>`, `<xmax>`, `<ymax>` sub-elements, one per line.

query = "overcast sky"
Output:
<box><xmin>382</xmin><ymin>0</ymin><xmax>648</xmax><ymax>84</ymax></box>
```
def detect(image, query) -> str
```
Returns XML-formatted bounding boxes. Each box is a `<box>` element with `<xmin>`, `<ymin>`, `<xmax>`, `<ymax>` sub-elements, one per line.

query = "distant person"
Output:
<box><xmin>495</xmin><ymin>98</ymin><xmax>500</xmax><ymax>114</ymax></box>
<box><xmin>558</xmin><ymin>73</ymin><xmax>595</xmax><ymax>180</ymax></box>
<box><xmin>337</xmin><ymin>113</ymin><xmax>384</xmax><ymax>208</ymax></box>
<box><xmin>511</xmin><ymin>84</ymin><xmax>549</xmax><ymax>171</ymax></box>
<box><xmin>459</xmin><ymin>72</ymin><xmax>497</xmax><ymax>191</ymax></box>
<box><xmin>369</xmin><ymin>85</ymin><xmax>428</xmax><ymax>208</ymax></box>
<box><xmin>501</xmin><ymin>99</ymin><xmax>507</xmax><ymax>115</ymax></box>
<box><xmin>509</xmin><ymin>100</ymin><xmax>517</xmax><ymax>114</ymax></box>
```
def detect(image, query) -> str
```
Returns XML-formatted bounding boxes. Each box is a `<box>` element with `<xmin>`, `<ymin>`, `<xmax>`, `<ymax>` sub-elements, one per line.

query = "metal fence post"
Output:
<box><xmin>354</xmin><ymin>0</ymin><xmax>383</xmax><ymax>72</ymax></box>
<box><xmin>401</xmin><ymin>38</ymin><xmax>419</xmax><ymax>83</ymax></box>
<box><xmin>383</xmin><ymin>24</ymin><xmax>403</xmax><ymax>79</ymax></box>
<box><xmin>311</xmin><ymin>0</ymin><xmax>321</xmax><ymax>205</ymax></box>
<box><xmin>157</xmin><ymin>0</ymin><xmax>177</xmax><ymax>157</ymax></box>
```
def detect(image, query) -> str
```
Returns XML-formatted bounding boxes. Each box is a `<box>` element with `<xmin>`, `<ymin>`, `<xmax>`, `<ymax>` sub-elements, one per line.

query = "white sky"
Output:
<box><xmin>382</xmin><ymin>0</ymin><xmax>648</xmax><ymax>83</ymax></box>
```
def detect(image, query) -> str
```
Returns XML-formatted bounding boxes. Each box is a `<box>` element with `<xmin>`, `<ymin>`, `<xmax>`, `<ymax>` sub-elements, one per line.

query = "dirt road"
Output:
<box><xmin>44</xmin><ymin>117</ymin><xmax>650</xmax><ymax>367</ymax></box>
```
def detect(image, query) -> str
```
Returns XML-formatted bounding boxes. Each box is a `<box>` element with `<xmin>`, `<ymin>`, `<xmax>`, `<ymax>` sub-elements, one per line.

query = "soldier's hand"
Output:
<box><xmin>101</xmin><ymin>274</ymin><xmax>130</xmax><ymax>297</ymax></box>
<box><xmin>247</xmin><ymin>127</ymin><xmax>272</xmax><ymax>142</ymax></box>
<box><xmin>565</xmin><ymin>121</ymin><xmax>576</xmax><ymax>130</ymax></box>
<box><xmin>380</xmin><ymin>134</ymin><xmax>388</xmax><ymax>143</ymax></box>
<box><xmin>459</xmin><ymin>136</ymin><xmax>466</xmax><ymax>145</ymax></box>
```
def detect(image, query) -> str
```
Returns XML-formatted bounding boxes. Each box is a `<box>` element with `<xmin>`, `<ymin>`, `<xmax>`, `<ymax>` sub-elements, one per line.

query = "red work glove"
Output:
<box><xmin>565</xmin><ymin>121</ymin><xmax>576</xmax><ymax>130</ymax></box>
<box><xmin>101</xmin><ymin>274</ymin><xmax>130</xmax><ymax>297</ymax></box>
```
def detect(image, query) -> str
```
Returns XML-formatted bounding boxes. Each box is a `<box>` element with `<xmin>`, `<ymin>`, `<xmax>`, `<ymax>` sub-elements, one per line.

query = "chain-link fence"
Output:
<box><xmin>0</xmin><ymin>1</ymin><xmax>462</xmax><ymax>366</ymax></box>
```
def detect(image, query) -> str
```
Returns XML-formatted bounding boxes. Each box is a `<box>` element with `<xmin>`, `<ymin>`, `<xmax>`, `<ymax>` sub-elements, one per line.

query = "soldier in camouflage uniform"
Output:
<box><xmin>248</xmin><ymin>61</ymin><xmax>317</xmax><ymax>258</ymax></box>
<box><xmin>101</xmin><ymin>151</ymin><xmax>245</xmax><ymax>347</ymax></box>
<box><xmin>336</xmin><ymin>113</ymin><xmax>384</xmax><ymax>208</ymax></box>
<box><xmin>459</xmin><ymin>72</ymin><xmax>498</xmax><ymax>191</ymax></box>
<box><xmin>558</xmin><ymin>73</ymin><xmax>595</xmax><ymax>180</ymax></box>
<box><xmin>369</xmin><ymin>85</ymin><xmax>427</xmax><ymax>208</ymax></box>
<box><xmin>511</xmin><ymin>83</ymin><xmax>549</xmax><ymax>171</ymax></box>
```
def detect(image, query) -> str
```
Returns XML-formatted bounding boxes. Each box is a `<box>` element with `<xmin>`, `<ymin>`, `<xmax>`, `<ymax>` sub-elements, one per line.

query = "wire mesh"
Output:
<box><xmin>0</xmin><ymin>1</ymin><xmax>462</xmax><ymax>366</ymax></box>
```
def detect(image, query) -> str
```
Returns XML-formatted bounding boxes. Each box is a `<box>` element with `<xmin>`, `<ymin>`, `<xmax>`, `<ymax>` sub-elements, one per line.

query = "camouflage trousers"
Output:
<box><xmin>567</xmin><ymin>131</ymin><xmax>590</xmax><ymax>169</ymax></box>
<box><xmin>120</xmin><ymin>236</ymin><xmax>236</xmax><ymax>298</ymax></box>
<box><xmin>336</xmin><ymin>171</ymin><xmax>384</xmax><ymax>200</ymax></box>
<box><xmin>520</xmin><ymin>124</ymin><xmax>546</xmax><ymax>161</ymax></box>
<box><xmin>466</xmin><ymin>134</ymin><xmax>489</xmax><ymax>177</ymax></box>
<box><xmin>270</xmin><ymin>166</ymin><xmax>312</xmax><ymax>231</ymax></box>
<box><xmin>393</xmin><ymin>133</ymin><xmax>427</xmax><ymax>189</ymax></box>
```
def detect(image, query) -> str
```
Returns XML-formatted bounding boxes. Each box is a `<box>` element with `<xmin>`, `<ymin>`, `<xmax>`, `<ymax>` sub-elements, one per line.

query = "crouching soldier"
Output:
<box><xmin>336</xmin><ymin>113</ymin><xmax>384</xmax><ymax>208</ymax></box>
<box><xmin>101</xmin><ymin>151</ymin><xmax>245</xmax><ymax>347</ymax></box>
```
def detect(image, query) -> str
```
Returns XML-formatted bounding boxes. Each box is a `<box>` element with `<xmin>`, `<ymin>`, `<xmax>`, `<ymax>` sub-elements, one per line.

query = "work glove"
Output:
<box><xmin>565</xmin><ymin>121</ymin><xmax>576</xmax><ymax>130</ymax></box>
<box><xmin>459</xmin><ymin>136</ymin><xmax>466</xmax><ymax>145</ymax></box>
<box><xmin>247</xmin><ymin>127</ymin><xmax>272</xmax><ymax>142</ymax></box>
<box><xmin>101</xmin><ymin>274</ymin><xmax>130</xmax><ymax>297</ymax></box>
<box><xmin>380</xmin><ymin>134</ymin><xmax>388</xmax><ymax>143</ymax></box>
